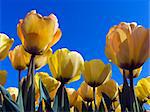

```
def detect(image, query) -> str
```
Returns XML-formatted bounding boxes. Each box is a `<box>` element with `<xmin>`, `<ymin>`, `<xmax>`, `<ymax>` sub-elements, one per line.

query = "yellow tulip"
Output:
<box><xmin>115</xmin><ymin>104</ymin><xmax>121</xmax><ymax>112</ymax></box>
<box><xmin>78</xmin><ymin>81</ymin><xmax>94</xmax><ymax>102</ymax></box>
<box><xmin>7</xmin><ymin>87</ymin><xmax>18</xmax><ymax>102</ymax></box>
<box><xmin>0</xmin><ymin>33</ymin><xmax>14</xmax><ymax>60</ymax></box>
<box><xmin>91</xmin><ymin>95</ymin><xmax>102</xmax><ymax>110</ymax></box>
<box><xmin>82</xmin><ymin>59</ymin><xmax>112</xmax><ymax>87</ymax></box>
<box><xmin>48</xmin><ymin>48</ymin><xmax>84</xmax><ymax>84</ymax></box>
<box><xmin>112</xmin><ymin>95</ymin><xmax>120</xmax><ymax>109</ymax></box>
<box><xmin>9</xmin><ymin>45</ymin><xmax>30</xmax><ymax>70</ymax></box>
<box><xmin>34</xmin><ymin>72</ymin><xmax>60</xmax><ymax>104</ymax></box>
<box><xmin>147</xmin><ymin>98</ymin><xmax>150</xmax><ymax>105</ymax></box>
<box><xmin>97</xmin><ymin>79</ymin><xmax>118</xmax><ymax>100</ymax></box>
<box><xmin>74</xmin><ymin>95</ymin><xmax>83</xmax><ymax>112</ymax></box>
<box><xmin>49</xmin><ymin>82</ymin><xmax>61</xmax><ymax>101</ymax></box>
<box><xmin>135</xmin><ymin>77</ymin><xmax>150</xmax><ymax>103</ymax></box>
<box><xmin>118</xmin><ymin>84</ymin><xmax>123</xmax><ymax>92</ymax></box>
<box><xmin>105</xmin><ymin>22</ymin><xmax>150</xmax><ymax>70</ymax></box>
<box><xmin>66</xmin><ymin>88</ymin><xmax>78</xmax><ymax>107</ymax></box>
<box><xmin>17</xmin><ymin>10</ymin><xmax>62</xmax><ymax>55</ymax></box>
<box><xmin>119</xmin><ymin>67</ymin><xmax>142</xmax><ymax>78</ymax></box>
<box><xmin>0</xmin><ymin>70</ymin><xmax>7</xmax><ymax>86</ymax></box>
<box><xmin>34</xmin><ymin>72</ymin><xmax>60</xmax><ymax>95</ymax></box>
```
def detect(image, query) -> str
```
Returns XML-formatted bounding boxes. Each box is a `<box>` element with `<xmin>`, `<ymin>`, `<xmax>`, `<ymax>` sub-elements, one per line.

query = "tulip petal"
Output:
<box><xmin>0</xmin><ymin>34</ymin><xmax>14</xmax><ymax>60</ymax></box>
<box><xmin>0</xmin><ymin>70</ymin><xmax>7</xmax><ymax>86</ymax></box>
<box><xmin>48</xmin><ymin>28</ymin><xmax>62</xmax><ymax>48</ymax></box>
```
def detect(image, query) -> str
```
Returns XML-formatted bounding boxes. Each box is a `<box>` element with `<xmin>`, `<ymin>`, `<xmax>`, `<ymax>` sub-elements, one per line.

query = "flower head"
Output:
<box><xmin>48</xmin><ymin>48</ymin><xmax>84</xmax><ymax>84</ymax></box>
<box><xmin>82</xmin><ymin>59</ymin><xmax>112</xmax><ymax>87</ymax></box>
<box><xmin>78</xmin><ymin>81</ymin><xmax>94</xmax><ymax>102</ymax></box>
<box><xmin>0</xmin><ymin>70</ymin><xmax>7</xmax><ymax>86</ymax></box>
<box><xmin>105</xmin><ymin>22</ymin><xmax>150</xmax><ymax>70</ymax></box>
<box><xmin>0</xmin><ymin>33</ymin><xmax>14</xmax><ymax>60</ymax></box>
<box><xmin>9</xmin><ymin>45</ymin><xmax>30</xmax><ymax>70</ymax></box>
<box><xmin>7</xmin><ymin>87</ymin><xmax>18</xmax><ymax>102</ymax></box>
<box><xmin>97</xmin><ymin>79</ymin><xmax>118</xmax><ymax>100</ymax></box>
<box><xmin>17</xmin><ymin>10</ymin><xmax>62</xmax><ymax>55</ymax></box>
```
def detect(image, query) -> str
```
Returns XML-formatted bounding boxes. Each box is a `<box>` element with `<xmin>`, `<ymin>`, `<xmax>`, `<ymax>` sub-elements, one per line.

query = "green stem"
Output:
<box><xmin>93</xmin><ymin>86</ymin><xmax>97</xmax><ymax>111</ymax></box>
<box><xmin>24</xmin><ymin>54</ymin><xmax>35</xmax><ymax>111</ymax></box>
<box><xmin>61</xmin><ymin>83</ymin><xmax>65</xmax><ymax>110</ymax></box>
<box><xmin>18</xmin><ymin>70</ymin><xmax>21</xmax><ymax>87</ymax></box>
<box><xmin>129</xmin><ymin>69</ymin><xmax>139</xmax><ymax>112</ymax></box>
<box><xmin>87</xmin><ymin>101</ymin><xmax>89</xmax><ymax>108</ymax></box>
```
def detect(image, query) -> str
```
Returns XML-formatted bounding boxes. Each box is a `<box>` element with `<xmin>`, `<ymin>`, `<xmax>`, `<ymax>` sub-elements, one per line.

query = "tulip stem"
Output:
<box><xmin>93</xmin><ymin>86</ymin><xmax>97</xmax><ymax>111</ymax></box>
<box><xmin>25</xmin><ymin>54</ymin><xmax>35</xmax><ymax>111</ymax></box>
<box><xmin>61</xmin><ymin>83</ymin><xmax>65</xmax><ymax>110</ymax></box>
<box><xmin>18</xmin><ymin>70</ymin><xmax>21</xmax><ymax>87</ymax></box>
<box><xmin>129</xmin><ymin>69</ymin><xmax>139</xmax><ymax>112</ymax></box>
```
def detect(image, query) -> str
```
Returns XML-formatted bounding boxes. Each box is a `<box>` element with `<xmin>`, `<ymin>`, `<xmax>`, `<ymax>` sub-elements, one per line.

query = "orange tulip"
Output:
<box><xmin>105</xmin><ymin>22</ymin><xmax>149</xmax><ymax>70</ymax></box>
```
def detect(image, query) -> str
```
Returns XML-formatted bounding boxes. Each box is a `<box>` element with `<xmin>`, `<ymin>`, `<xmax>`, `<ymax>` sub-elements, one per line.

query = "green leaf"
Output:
<box><xmin>0</xmin><ymin>85</ymin><xmax>20</xmax><ymax>111</ymax></box>
<box><xmin>16</xmin><ymin>83</ymin><xmax>24</xmax><ymax>112</ymax></box>
<box><xmin>26</xmin><ymin>80</ymin><xmax>35</xmax><ymax>111</ymax></box>
<box><xmin>87</xmin><ymin>102</ymin><xmax>93</xmax><ymax>111</ymax></box>
<box><xmin>99</xmin><ymin>97</ymin><xmax>105</xmax><ymax>112</ymax></box>
<box><xmin>102</xmin><ymin>92</ymin><xmax>112</xmax><ymax>111</ymax></box>
<box><xmin>119</xmin><ymin>75</ymin><xmax>131</xmax><ymax>111</ymax></box>
<box><xmin>0</xmin><ymin>85</ymin><xmax>12</xmax><ymax>100</ymax></box>
<box><xmin>2</xmin><ymin>94</ymin><xmax>20</xmax><ymax>112</ymax></box>
<box><xmin>38</xmin><ymin>79</ymin><xmax>53</xmax><ymax>112</ymax></box>
<box><xmin>82</xmin><ymin>101</ymin><xmax>87</xmax><ymax>112</ymax></box>
<box><xmin>53</xmin><ymin>84</ymin><xmax>70</xmax><ymax>112</ymax></box>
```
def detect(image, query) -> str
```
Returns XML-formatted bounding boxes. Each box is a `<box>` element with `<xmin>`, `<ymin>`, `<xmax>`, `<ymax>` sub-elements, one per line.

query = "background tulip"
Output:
<box><xmin>17</xmin><ymin>10</ymin><xmax>62</xmax><ymax>55</ymax></box>
<box><xmin>66</xmin><ymin>88</ymin><xmax>78</xmax><ymax>107</ymax></box>
<box><xmin>135</xmin><ymin>77</ymin><xmax>150</xmax><ymax>102</ymax></box>
<box><xmin>78</xmin><ymin>81</ymin><xmax>94</xmax><ymax>102</ymax></box>
<box><xmin>0</xmin><ymin>70</ymin><xmax>7</xmax><ymax>85</ymax></box>
<box><xmin>119</xmin><ymin>67</ymin><xmax>142</xmax><ymax>78</ymax></box>
<box><xmin>82</xmin><ymin>59</ymin><xmax>112</xmax><ymax>87</ymax></box>
<box><xmin>0</xmin><ymin>33</ymin><xmax>14</xmax><ymax>60</ymax></box>
<box><xmin>105</xmin><ymin>22</ymin><xmax>149</xmax><ymax>70</ymax></box>
<box><xmin>34</xmin><ymin>72</ymin><xmax>60</xmax><ymax>96</ymax></box>
<box><xmin>48</xmin><ymin>48</ymin><xmax>84</xmax><ymax>84</ymax></box>
<box><xmin>9</xmin><ymin>45</ymin><xmax>30</xmax><ymax>70</ymax></box>
<box><xmin>73</xmin><ymin>95</ymin><xmax>83</xmax><ymax>112</ymax></box>
<box><xmin>6</xmin><ymin>87</ymin><xmax>18</xmax><ymax>102</ymax></box>
<box><xmin>97</xmin><ymin>79</ymin><xmax>118</xmax><ymax>100</ymax></box>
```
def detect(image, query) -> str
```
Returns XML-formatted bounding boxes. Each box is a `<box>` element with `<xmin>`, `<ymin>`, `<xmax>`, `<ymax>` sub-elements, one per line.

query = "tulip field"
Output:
<box><xmin>0</xmin><ymin>1</ymin><xmax>150</xmax><ymax>112</ymax></box>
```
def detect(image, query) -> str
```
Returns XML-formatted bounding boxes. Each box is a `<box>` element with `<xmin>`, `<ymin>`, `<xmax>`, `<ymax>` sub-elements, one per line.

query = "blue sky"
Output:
<box><xmin>0</xmin><ymin>0</ymin><xmax>149</xmax><ymax>109</ymax></box>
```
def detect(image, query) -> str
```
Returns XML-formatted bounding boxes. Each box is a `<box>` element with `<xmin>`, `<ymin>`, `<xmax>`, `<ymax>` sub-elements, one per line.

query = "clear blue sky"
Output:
<box><xmin>0</xmin><ymin>0</ymin><xmax>149</xmax><ymax>109</ymax></box>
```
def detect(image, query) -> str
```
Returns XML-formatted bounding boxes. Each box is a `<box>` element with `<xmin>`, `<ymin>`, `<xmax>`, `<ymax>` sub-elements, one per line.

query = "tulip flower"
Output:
<box><xmin>66</xmin><ymin>88</ymin><xmax>78</xmax><ymax>107</ymax></box>
<box><xmin>91</xmin><ymin>95</ymin><xmax>102</xmax><ymax>110</ymax></box>
<box><xmin>48</xmin><ymin>48</ymin><xmax>84</xmax><ymax>84</ymax></box>
<box><xmin>49</xmin><ymin>83</ymin><xmax>60</xmax><ymax>101</ymax></box>
<box><xmin>78</xmin><ymin>81</ymin><xmax>94</xmax><ymax>102</ymax></box>
<box><xmin>34</xmin><ymin>72</ymin><xmax>60</xmax><ymax>97</ymax></box>
<box><xmin>17</xmin><ymin>10</ymin><xmax>62</xmax><ymax>55</ymax></box>
<box><xmin>97</xmin><ymin>79</ymin><xmax>118</xmax><ymax>100</ymax></box>
<box><xmin>82</xmin><ymin>59</ymin><xmax>111</xmax><ymax>111</ymax></box>
<box><xmin>119</xmin><ymin>67</ymin><xmax>142</xmax><ymax>78</ymax></box>
<box><xmin>82</xmin><ymin>59</ymin><xmax>112</xmax><ymax>87</ymax></box>
<box><xmin>105</xmin><ymin>22</ymin><xmax>149</xmax><ymax>70</ymax></box>
<box><xmin>135</xmin><ymin>77</ymin><xmax>150</xmax><ymax>103</ymax></box>
<box><xmin>0</xmin><ymin>33</ymin><xmax>14</xmax><ymax>60</ymax></box>
<box><xmin>9</xmin><ymin>45</ymin><xmax>30</xmax><ymax>70</ymax></box>
<box><xmin>0</xmin><ymin>70</ymin><xmax>7</xmax><ymax>85</ymax></box>
<box><xmin>74</xmin><ymin>95</ymin><xmax>83</xmax><ymax>112</ymax></box>
<box><xmin>7</xmin><ymin>87</ymin><xmax>18</xmax><ymax>102</ymax></box>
